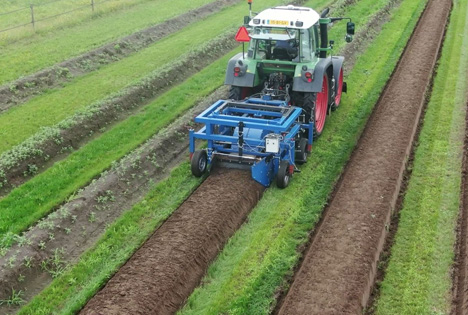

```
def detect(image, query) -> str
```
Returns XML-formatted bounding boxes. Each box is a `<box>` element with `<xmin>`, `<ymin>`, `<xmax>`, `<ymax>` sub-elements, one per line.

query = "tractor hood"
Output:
<box><xmin>249</xmin><ymin>5</ymin><xmax>320</xmax><ymax>29</ymax></box>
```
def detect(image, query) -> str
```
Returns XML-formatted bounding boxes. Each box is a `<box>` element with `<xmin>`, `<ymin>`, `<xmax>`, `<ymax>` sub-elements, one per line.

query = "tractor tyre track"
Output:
<box><xmin>0</xmin><ymin>0</ymin><xmax>239</xmax><ymax>111</ymax></box>
<box><xmin>80</xmin><ymin>168</ymin><xmax>264</xmax><ymax>315</ymax></box>
<box><xmin>276</xmin><ymin>0</ymin><xmax>451</xmax><ymax>313</ymax></box>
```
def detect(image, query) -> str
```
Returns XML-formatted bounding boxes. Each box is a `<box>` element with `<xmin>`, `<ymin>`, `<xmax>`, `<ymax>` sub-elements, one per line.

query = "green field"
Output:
<box><xmin>1</xmin><ymin>0</ymin><xmax>466</xmax><ymax>313</ymax></box>
<box><xmin>0</xmin><ymin>0</ymin><xmax>154</xmax><ymax>43</ymax></box>
<box><xmin>0</xmin><ymin>0</ymin><xmax>216</xmax><ymax>83</ymax></box>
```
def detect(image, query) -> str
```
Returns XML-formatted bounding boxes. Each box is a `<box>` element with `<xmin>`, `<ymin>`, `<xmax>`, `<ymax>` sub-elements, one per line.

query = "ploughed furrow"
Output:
<box><xmin>276</xmin><ymin>0</ymin><xmax>451</xmax><ymax>313</ymax></box>
<box><xmin>454</xmin><ymin>103</ymin><xmax>468</xmax><ymax>313</ymax></box>
<box><xmin>80</xmin><ymin>168</ymin><xmax>264</xmax><ymax>314</ymax></box>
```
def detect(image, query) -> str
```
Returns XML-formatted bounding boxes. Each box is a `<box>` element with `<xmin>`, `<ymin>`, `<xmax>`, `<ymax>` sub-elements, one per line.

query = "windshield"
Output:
<box><xmin>248</xmin><ymin>27</ymin><xmax>301</xmax><ymax>62</ymax></box>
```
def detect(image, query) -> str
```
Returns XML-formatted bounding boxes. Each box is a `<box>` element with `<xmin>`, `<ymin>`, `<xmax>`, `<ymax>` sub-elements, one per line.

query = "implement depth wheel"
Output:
<box><xmin>276</xmin><ymin>160</ymin><xmax>291</xmax><ymax>189</ymax></box>
<box><xmin>191</xmin><ymin>150</ymin><xmax>208</xmax><ymax>177</ymax></box>
<box><xmin>331</xmin><ymin>68</ymin><xmax>344</xmax><ymax>111</ymax></box>
<box><xmin>295</xmin><ymin>138</ymin><xmax>309</xmax><ymax>165</ymax></box>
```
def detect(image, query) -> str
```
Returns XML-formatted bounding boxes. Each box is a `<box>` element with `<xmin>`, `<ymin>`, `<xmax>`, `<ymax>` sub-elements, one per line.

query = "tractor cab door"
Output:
<box><xmin>299</xmin><ymin>26</ymin><xmax>319</xmax><ymax>62</ymax></box>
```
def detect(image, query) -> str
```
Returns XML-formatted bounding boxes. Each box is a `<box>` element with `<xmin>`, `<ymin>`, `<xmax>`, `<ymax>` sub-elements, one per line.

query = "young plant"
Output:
<box><xmin>0</xmin><ymin>289</ymin><xmax>24</xmax><ymax>306</ymax></box>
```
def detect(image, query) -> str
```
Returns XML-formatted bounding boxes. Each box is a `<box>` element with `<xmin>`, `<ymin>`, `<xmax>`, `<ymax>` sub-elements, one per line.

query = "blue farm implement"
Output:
<box><xmin>189</xmin><ymin>3</ymin><xmax>354</xmax><ymax>188</ymax></box>
<box><xmin>189</xmin><ymin>97</ymin><xmax>313</xmax><ymax>188</ymax></box>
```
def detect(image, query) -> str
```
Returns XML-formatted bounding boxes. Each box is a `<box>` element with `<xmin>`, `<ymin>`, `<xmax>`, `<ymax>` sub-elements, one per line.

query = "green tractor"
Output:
<box><xmin>225</xmin><ymin>4</ymin><xmax>355</xmax><ymax>137</ymax></box>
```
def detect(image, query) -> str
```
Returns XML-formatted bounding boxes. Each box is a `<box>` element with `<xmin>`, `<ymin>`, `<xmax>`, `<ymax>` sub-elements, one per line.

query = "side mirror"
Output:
<box><xmin>347</xmin><ymin>22</ymin><xmax>355</xmax><ymax>35</ymax></box>
<box><xmin>320</xmin><ymin>8</ymin><xmax>330</xmax><ymax>18</ymax></box>
<box><xmin>244</xmin><ymin>16</ymin><xmax>251</xmax><ymax>25</ymax></box>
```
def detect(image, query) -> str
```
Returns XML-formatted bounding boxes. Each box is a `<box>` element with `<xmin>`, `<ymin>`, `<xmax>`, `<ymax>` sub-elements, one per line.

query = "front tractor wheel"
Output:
<box><xmin>191</xmin><ymin>150</ymin><xmax>208</xmax><ymax>177</ymax></box>
<box><xmin>229</xmin><ymin>86</ymin><xmax>251</xmax><ymax>100</ymax></box>
<box><xmin>276</xmin><ymin>160</ymin><xmax>291</xmax><ymax>189</ymax></box>
<box><xmin>331</xmin><ymin>68</ymin><xmax>344</xmax><ymax>111</ymax></box>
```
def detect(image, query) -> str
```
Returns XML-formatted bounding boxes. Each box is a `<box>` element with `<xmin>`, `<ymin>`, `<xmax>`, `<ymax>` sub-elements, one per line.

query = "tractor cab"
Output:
<box><xmin>247</xmin><ymin>6</ymin><xmax>320</xmax><ymax>64</ymax></box>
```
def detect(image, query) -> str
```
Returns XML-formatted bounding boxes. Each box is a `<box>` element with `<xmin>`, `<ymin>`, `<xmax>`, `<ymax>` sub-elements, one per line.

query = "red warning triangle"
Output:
<box><xmin>235</xmin><ymin>26</ymin><xmax>250</xmax><ymax>42</ymax></box>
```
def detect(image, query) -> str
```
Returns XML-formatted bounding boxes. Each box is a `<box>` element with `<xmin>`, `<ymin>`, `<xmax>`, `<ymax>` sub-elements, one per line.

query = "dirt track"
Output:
<box><xmin>80</xmin><ymin>168</ymin><xmax>264</xmax><ymax>314</ymax></box>
<box><xmin>276</xmin><ymin>0</ymin><xmax>451</xmax><ymax>313</ymax></box>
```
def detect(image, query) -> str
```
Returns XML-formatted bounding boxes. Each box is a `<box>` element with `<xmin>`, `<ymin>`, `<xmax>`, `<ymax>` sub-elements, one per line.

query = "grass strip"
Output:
<box><xmin>0</xmin><ymin>0</ymin><xmax>249</xmax><ymax>154</ymax></box>
<box><xmin>17</xmin><ymin>162</ymin><xmax>203</xmax><ymax>314</ymax></box>
<box><xmin>178</xmin><ymin>0</ymin><xmax>429</xmax><ymax>313</ymax></box>
<box><xmin>0</xmin><ymin>0</ymin><xmax>215</xmax><ymax>83</ymax></box>
<box><xmin>0</xmin><ymin>47</ymin><xmax>240</xmax><ymax>241</ymax></box>
<box><xmin>375</xmin><ymin>0</ymin><xmax>468</xmax><ymax>313</ymax></box>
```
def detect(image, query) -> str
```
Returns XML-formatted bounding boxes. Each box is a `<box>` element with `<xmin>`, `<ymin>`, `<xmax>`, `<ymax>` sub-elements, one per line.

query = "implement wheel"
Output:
<box><xmin>295</xmin><ymin>138</ymin><xmax>309</xmax><ymax>165</ymax></box>
<box><xmin>331</xmin><ymin>68</ymin><xmax>344</xmax><ymax>111</ymax></box>
<box><xmin>276</xmin><ymin>160</ymin><xmax>291</xmax><ymax>189</ymax></box>
<box><xmin>191</xmin><ymin>150</ymin><xmax>208</xmax><ymax>177</ymax></box>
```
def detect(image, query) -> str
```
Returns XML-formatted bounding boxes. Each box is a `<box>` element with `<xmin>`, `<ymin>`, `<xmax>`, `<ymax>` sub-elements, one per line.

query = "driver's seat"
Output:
<box><xmin>272</xmin><ymin>47</ymin><xmax>291</xmax><ymax>60</ymax></box>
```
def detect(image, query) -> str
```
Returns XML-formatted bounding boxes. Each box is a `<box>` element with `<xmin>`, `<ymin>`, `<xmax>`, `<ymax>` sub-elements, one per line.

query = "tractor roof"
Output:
<box><xmin>249</xmin><ymin>5</ymin><xmax>320</xmax><ymax>30</ymax></box>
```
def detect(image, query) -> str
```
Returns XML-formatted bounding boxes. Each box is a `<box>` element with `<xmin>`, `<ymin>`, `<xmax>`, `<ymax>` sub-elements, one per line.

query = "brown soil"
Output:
<box><xmin>276</xmin><ymin>0</ymin><xmax>451</xmax><ymax>313</ymax></box>
<box><xmin>80</xmin><ymin>168</ymin><xmax>264</xmax><ymax>315</ymax></box>
<box><xmin>0</xmin><ymin>31</ymin><xmax>239</xmax><ymax>197</ymax></box>
<box><xmin>0</xmin><ymin>0</ymin><xmax>238</xmax><ymax>111</ymax></box>
<box><xmin>0</xmin><ymin>87</ymin><xmax>229</xmax><ymax>314</ymax></box>
<box><xmin>452</xmin><ymin>103</ymin><xmax>468</xmax><ymax>312</ymax></box>
<box><xmin>365</xmin><ymin>5</ymin><xmax>449</xmax><ymax>312</ymax></box>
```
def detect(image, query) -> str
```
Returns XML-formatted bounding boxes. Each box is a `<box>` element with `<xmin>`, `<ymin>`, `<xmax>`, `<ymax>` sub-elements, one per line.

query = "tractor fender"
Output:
<box><xmin>293</xmin><ymin>57</ymin><xmax>333</xmax><ymax>93</ymax></box>
<box><xmin>224</xmin><ymin>53</ymin><xmax>255</xmax><ymax>87</ymax></box>
<box><xmin>331</xmin><ymin>56</ymin><xmax>345</xmax><ymax>92</ymax></box>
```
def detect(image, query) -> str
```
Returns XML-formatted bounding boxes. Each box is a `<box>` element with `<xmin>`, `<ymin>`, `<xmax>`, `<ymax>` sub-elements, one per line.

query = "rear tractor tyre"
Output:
<box><xmin>303</xmin><ymin>73</ymin><xmax>329</xmax><ymax>139</ymax></box>
<box><xmin>229</xmin><ymin>86</ymin><xmax>250</xmax><ymax>100</ymax></box>
<box><xmin>314</xmin><ymin>73</ymin><xmax>329</xmax><ymax>137</ymax></box>
<box><xmin>295</xmin><ymin>138</ymin><xmax>309</xmax><ymax>165</ymax></box>
<box><xmin>191</xmin><ymin>150</ymin><xmax>208</xmax><ymax>177</ymax></box>
<box><xmin>276</xmin><ymin>160</ymin><xmax>291</xmax><ymax>189</ymax></box>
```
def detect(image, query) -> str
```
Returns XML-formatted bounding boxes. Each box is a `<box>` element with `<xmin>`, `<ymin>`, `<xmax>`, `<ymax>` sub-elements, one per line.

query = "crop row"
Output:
<box><xmin>0</xmin><ymin>46</ymin><xmax>240</xmax><ymax>244</ymax></box>
<box><xmin>0</xmin><ymin>31</ymin><xmax>237</xmax><ymax>195</ymax></box>
<box><xmin>0</xmin><ymin>0</ymin><xmax>217</xmax><ymax>84</ymax></box>
<box><xmin>0</xmin><ymin>0</ymin><xmax>157</xmax><ymax>44</ymax></box>
<box><xmin>0</xmin><ymin>0</ymin><xmax>303</xmax><ymax>243</ymax></box>
<box><xmin>375</xmin><ymin>0</ymin><xmax>468</xmax><ymax>313</ymax></box>
<box><xmin>0</xmin><ymin>0</ymin><xmax>248</xmax><ymax>155</ymax></box>
<box><xmin>13</xmin><ymin>0</ymin><xmax>415</xmax><ymax>312</ymax></box>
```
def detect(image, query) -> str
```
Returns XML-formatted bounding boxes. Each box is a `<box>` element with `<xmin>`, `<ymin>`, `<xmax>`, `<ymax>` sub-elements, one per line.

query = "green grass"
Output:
<box><xmin>375</xmin><ymin>0</ymin><xmax>468</xmax><ymax>313</ymax></box>
<box><xmin>0</xmin><ymin>0</ymin><xmax>156</xmax><ymax>43</ymax></box>
<box><xmin>0</xmin><ymin>0</ymin><xmax>288</xmax><ymax>155</ymax></box>
<box><xmin>0</xmin><ymin>0</ymin><xmax>216</xmax><ymax>83</ymax></box>
<box><xmin>177</xmin><ymin>0</ymin><xmax>428</xmax><ymax>313</ymax></box>
<box><xmin>17</xmin><ymin>162</ymin><xmax>202</xmax><ymax>314</ymax></box>
<box><xmin>0</xmin><ymin>47</ymin><xmax>240</xmax><ymax>242</ymax></box>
